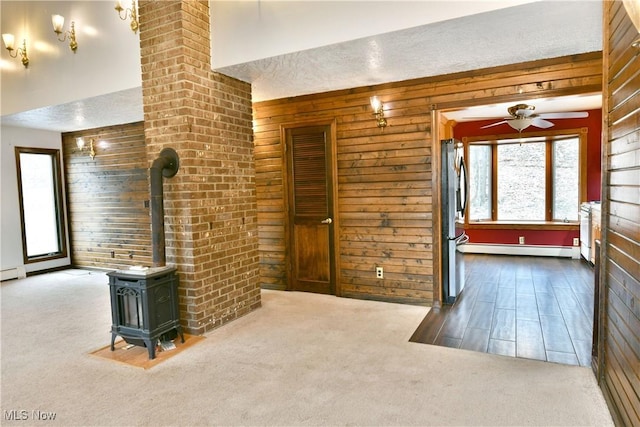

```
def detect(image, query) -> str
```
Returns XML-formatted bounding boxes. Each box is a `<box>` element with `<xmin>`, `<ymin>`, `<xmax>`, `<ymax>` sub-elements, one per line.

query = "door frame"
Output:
<box><xmin>431</xmin><ymin>109</ymin><xmax>458</xmax><ymax>308</ymax></box>
<box><xmin>280</xmin><ymin>119</ymin><xmax>341</xmax><ymax>295</ymax></box>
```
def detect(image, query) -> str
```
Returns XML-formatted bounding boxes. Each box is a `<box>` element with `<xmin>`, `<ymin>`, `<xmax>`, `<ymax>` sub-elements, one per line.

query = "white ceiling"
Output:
<box><xmin>0</xmin><ymin>1</ymin><xmax>603</xmax><ymax>133</ymax></box>
<box><xmin>442</xmin><ymin>93</ymin><xmax>603</xmax><ymax>122</ymax></box>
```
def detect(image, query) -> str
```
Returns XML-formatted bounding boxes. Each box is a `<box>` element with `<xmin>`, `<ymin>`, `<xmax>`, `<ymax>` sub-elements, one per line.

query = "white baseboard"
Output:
<box><xmin>1</xmin><ymin>266</ymin><xmax>27</xmax><ymax>281</ymax></box>
<box><xmin>459</xmin><ymin>244</ymin><xmax>581</xmax><ymax>259</ymax></box>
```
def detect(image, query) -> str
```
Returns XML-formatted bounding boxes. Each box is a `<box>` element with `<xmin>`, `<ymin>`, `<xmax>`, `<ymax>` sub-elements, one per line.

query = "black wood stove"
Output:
<box><xmin>108</xmin><ymin>266</ymin><xmax>184</xmax><ymax>359</ymax></box>
<box><xmin>108</xmin><ymin>148</ymin><xmax>183</xmax><ymax>360</ymax></box>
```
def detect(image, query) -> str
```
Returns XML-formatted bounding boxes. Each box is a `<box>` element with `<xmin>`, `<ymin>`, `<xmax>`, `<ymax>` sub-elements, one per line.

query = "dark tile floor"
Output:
<box><xmin>410</xmin><ymin>254</ymin><xmax>595</xmax><ymax>366</ymax></box>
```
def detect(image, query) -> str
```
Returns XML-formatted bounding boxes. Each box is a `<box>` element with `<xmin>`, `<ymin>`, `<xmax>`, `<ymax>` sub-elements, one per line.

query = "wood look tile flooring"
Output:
<box><xmin>410</xmin><ymin>254</ymin><xmax>595</xmax><ymax>366</ymax></box>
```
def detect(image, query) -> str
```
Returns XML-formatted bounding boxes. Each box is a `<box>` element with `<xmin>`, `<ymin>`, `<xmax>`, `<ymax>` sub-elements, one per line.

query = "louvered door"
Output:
<box><xmin>285</xmin><ymin>125</ymin><xmax>335</xmax><ymax>294</ymax></box>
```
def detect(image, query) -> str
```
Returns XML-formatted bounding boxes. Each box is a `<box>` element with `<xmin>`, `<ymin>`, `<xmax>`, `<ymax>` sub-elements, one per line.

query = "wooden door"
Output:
<box><xmin>285</xmin><ymin>125</ymin><xmax>335</xmax><ymax>294</ymax></box>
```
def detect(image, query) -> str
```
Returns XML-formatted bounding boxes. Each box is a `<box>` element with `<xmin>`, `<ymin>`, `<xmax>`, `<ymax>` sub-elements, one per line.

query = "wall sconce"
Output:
<box><xmin>52</xmin><ymin>15</ymin><xmax>78</xmax><ymax>53</ymax></box>
<box><xmin>115</xmin><ymin>0</ymin><xmax>139</xmax><ymax>34</ymax></box>
<box><xmin>76</xmin><ymin>137</ymin><xmax>96</xmax><ymax>160</ymax></box>
<box><xmin>1</xmin><ymin>34</ymin><xmax>29</xmax><ymax>68</ymax></box>
<box><xmin>623</xmin><ymin>0</ymin><xmax>640</xmax><ymax>48</ymax></box>
<box><xmin>370</xmin><ymin>96</ymin><xmax>387</xmax><ymax>128</ymax></box>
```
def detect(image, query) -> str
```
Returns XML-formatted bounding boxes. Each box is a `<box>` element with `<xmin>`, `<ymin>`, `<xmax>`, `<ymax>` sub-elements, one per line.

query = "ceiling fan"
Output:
<box><xmin>479</xmin><ymin>103</ymin><xmax>589</xmax><ymax>132</ymax></box>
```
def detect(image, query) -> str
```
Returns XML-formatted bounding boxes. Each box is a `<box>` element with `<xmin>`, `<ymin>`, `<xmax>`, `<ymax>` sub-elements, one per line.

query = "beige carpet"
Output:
<box><xmin>1</xmin><ymin>269</ymin><xmax>613</xmax><ymax>426</ymax></box>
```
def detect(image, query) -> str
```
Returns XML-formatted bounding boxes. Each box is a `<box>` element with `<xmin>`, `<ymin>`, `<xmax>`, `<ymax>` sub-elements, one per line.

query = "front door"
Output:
<box><xmin>285</xmin><ymin>124</ymin><xmax>336</xmax><ymax>294</ymax></box>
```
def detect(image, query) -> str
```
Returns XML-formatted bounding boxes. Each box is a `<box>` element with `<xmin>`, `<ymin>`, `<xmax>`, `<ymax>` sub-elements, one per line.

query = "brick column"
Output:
<box><xmin>138</xmin><ymin>0</ymin><xmax>260</xmax><ymax>334</ymax></box>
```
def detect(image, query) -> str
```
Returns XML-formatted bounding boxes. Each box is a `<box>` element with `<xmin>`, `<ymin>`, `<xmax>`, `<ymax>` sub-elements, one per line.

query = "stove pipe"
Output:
<box><xmin>150</xmin><ymin>148</ymin><xmax>180</xmax><ymax>267</ymax></box>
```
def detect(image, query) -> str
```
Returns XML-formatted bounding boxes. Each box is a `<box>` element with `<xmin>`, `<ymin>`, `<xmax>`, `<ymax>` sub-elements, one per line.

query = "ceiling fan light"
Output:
<box><xmin>507</xmin><ymin>118</ymin><xmax>532</xmax><ymax>132</ymax></box>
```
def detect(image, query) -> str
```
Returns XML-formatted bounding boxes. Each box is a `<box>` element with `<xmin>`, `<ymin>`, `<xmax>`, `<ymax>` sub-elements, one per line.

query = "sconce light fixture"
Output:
<box><xmin>115</xmin><ymin>0</ymin><xmax>139</xmax><ymax>34</ymax></box>
<box><xmin>76</xmin><ymin>137</ymin><xmax>96</xmax><ymax>160</ymax></box>
<box><xmin>51</xmin><ymin>15</ymin><xmax>78</xmax><ymax>53</ymax></box>
<box><xmin>370</xmin><ymin>96</ymin><xmax>387</xmax><ymax>128</ymax></box>
<box><xmin>1</xmin><ymin>34</ymin><xmax>29</xmax><ymax>68</ymax></box>
<box><xmin>623</xmin><ymin>0</ymin><xmax>640</xmax><ymax>48</ymax></box>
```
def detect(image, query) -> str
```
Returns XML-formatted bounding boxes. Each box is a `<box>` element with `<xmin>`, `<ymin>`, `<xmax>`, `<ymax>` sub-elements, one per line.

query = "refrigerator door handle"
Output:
<box><xmin>460</xmin><ymin>157</ymin><xmax>468</xmax><ymax>213</ymax></box>
<box><xmin>457</xmin><ymin>156</ymin><xmax>469</xmax><ymax>215</ymax></box>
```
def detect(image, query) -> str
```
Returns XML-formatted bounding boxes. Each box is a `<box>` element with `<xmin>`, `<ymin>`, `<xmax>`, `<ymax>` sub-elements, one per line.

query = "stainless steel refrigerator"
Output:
<box><xmin>441</xmin><ymin>138</ymin><xmax>469</xmax><ymax>304</ymax></box>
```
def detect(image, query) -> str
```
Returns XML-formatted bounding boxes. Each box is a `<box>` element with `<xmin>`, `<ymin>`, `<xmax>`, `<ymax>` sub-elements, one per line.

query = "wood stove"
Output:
<box><xmin>108</xmin><ymin>148</ymin><xmax>182</xmax><ymax>360</ymax></box>
<box><xmin>108</xmin><ymin>266</ymin><xmax>184</xmax><ymax>359</ymax></box>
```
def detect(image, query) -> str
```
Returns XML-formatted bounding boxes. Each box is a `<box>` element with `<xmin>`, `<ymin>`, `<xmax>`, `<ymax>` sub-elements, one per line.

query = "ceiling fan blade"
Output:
<box><xmin>531</xmin><ymin>118</ymin><xmax>555</xmax><ymax>128</ymax></box>
<box><xmin>537</xmin><ymin>111</ymin><xmax>589</xmax><ymax>119</ymax></box>
<box><xmin>480</xmin><ymin>120</ymin><xmax>508</xmax><ymax>129</ymax></box>
<box><xmin>463</xmin><ymin>116</ymin><xmax>510</xmax><ymax>120</ymax></box>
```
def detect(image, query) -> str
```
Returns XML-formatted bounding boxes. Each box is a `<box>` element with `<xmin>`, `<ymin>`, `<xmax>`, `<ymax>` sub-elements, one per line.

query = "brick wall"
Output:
<box><xmin>138</xmin><ymin>0</ymin><xmax>260</xmax><ymax>334</ymax></box>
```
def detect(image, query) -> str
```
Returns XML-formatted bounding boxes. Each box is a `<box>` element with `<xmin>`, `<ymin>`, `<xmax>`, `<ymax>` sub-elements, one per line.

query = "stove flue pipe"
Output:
<box><xmin>150</xmin><ymin>148</ymin><xmax>180</xmax><ymax>267</ymax></box>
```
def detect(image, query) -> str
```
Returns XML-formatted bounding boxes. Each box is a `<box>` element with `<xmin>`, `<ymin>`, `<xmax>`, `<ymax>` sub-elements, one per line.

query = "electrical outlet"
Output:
<box><xmin>376</xmin><ymin>267</ymin><xmax>384</xmax><ymax>279</ymax></box>
<box><xmin>519</xmin><ymin>236</ymin><xmax>525</xmax><ymax>245</ymax></box>
<box><xmin>573</xmin><ymin>238</ymin><xmax>580</xmax><ymax>246</ymax></box>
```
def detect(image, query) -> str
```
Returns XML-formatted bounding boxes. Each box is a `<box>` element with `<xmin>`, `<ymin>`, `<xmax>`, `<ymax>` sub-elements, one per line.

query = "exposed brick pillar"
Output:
<box><xmin>138</xmin><ymin>0</ymin><xmax>260</xmax><ymax>334</ymax></box>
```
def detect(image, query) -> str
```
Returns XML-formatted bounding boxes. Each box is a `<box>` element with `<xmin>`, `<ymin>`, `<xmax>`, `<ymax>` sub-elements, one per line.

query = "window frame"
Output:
<box><xmin>462</xmin><ymin>127</ymin><xmax>587</xmax><ymax>227</ymax></box>
<box><xmin>14</xmin><ymin>147</ymin><xmax>68</xmax><ymax>263</ymax></box>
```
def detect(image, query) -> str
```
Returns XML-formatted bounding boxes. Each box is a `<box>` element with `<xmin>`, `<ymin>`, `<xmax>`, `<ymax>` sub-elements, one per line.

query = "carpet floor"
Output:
<box><xmin>1</xmin><ymin>269</ymin><xmax>613</xmax><ymax>426</ymax></box>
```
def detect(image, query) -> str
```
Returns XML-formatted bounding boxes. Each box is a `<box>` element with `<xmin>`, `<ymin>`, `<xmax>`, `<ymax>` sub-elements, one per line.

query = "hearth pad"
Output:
<box><xmin>89</xmin><ymin>333</ymin><xmax>204</xmax><ymax>369</ymax></box>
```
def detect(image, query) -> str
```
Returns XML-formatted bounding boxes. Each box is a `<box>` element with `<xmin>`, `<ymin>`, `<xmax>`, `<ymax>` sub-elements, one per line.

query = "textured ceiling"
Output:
<box><xmin>1</xmin><ymin>88</ymin><xmax>144</xmax><ymax>133</ymax></box>
<box><xmin>218</xmin><ymin>1</ymin><xmax>602</xmax><ymax>103</ymax></box>
<box><xmin>0</xmin><ymin>1</ymin><xmax>603</xmax><ymax>133</ymax></box>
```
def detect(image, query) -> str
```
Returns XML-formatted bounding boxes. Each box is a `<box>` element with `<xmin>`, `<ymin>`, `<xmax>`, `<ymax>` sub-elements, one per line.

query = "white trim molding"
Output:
<box><xmin>1</xmin><ymin>266</ymin><xmax>26</xmax><ymax>281</ymax></box>
<box><xmin>459</xmin><ymin>243</ymin><xmax>581</xmax><ymax>259</ymax></box>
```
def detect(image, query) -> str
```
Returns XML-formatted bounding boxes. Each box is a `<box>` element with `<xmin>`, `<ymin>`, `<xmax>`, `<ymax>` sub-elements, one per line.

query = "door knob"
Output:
<box><xmin>321</xmin><ymin>218</ymin><xmax>333</xmax><ymax>224</ymax></box>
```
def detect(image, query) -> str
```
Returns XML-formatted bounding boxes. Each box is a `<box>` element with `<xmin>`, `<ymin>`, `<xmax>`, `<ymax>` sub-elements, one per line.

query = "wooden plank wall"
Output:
<box><xmin>253</xmin><ymin>52</ymin><xmax>602</xmax><ymax>306</ymax></box>
<box><xmin>600</xmin><ymin>2</ymin><xmax>640</xmax><ymax>425</ymax></box>
<box><xmin>62</xmin><ymin>122</ymin><xmax>151</xmax><ymax>270</ymax></box>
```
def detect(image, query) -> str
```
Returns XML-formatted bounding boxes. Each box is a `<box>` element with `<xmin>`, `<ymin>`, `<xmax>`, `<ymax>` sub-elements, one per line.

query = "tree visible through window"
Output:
<box><xmin>466</xmin><ymin>133</ymin><xmax>583</xmax><ymax>223</ymax></box>
<box><xmin>469</xmin><ymin>145</ymin><xmax>491</xmax><ymax>220</ymax></box>
<box><xmin>15</xmin><ymin>147</ymin><xmax>67</xmax><ymax>262</ymax></box>
<box><xmin>553</xmin><ymin>138</ymin><xmax>580</xmax><ymax>221</ymax></box>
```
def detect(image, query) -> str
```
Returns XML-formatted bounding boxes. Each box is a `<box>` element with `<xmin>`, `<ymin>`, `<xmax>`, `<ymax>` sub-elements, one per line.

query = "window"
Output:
<box><xmin>468</xmin><ymin>145</ymin><xmax>491</xmax><ymax>220</ymax></box>
<box><xmin>15</xmin><ymin>147</ymin><xmax>67</xmax><ymax>263</ymax></box>
<box><xmin>497</xmin><ymin>142</ymin><xmax>546</xmax><ymax>220</ymax></box>
<box><xmin>465</xmin><ymin>129</ymin><xmax>586</xmax><ymax>223</ymax></box>
<box><xmin>552</xmin><ymin>138</ymin><xmax>580</xmax><ymax>221</ymax></box>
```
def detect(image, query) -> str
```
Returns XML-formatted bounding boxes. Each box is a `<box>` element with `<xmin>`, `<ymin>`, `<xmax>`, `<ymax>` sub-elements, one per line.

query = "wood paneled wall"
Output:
<box><xmin>600</xmin><ymin>2</ymin><xmax>640</xmax><ymax>425</ymax></box>
<box><xmin>62</xmin><ymin>122</ymin><xmax>151</xmax><ymax>270</ymax></box>
<box><xmin>253</xmin><ymin>52</ymin><xmax>602</xmax><ymax>306</ymax></box>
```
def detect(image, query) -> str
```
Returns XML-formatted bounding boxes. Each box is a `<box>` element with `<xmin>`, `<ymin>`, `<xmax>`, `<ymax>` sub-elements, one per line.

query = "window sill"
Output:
<box><xmin>464</xmin><ymin>221</ymin><xmax>579</xmax><ymax>231</ymax></box>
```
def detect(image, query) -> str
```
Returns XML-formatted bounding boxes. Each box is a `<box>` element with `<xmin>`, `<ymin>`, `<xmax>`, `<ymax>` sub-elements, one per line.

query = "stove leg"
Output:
<box><xmin>146</xmin><ymin>338</ymin><xmax>156</xmax><ymax>359</ymax></box>
<box><xmin>110</xmin><ymin>333</ymin><xmax>117</xmax><ymax>351</ymax></box>
<box><xmin>177</xmin><ymin>326</ymin><xmax>185</xmax><ymax>343</ymax></box>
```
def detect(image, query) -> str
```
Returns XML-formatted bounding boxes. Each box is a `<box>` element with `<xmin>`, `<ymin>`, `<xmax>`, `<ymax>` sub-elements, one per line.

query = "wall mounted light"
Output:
<box><xmin>370</xmin><ymin>96</ymin><xmax>387</xmax><ymax>128</ymax></box>
<box><xmin>115</xmin><ymin>0</ymin><xmax>139</xmax><ymax>34</ymax></box>
<box><xmin>623</xmin><ymin>0</ymin><xmax>640</xmax><ymax>48</ymax></box>
<box><xmin>1</xmin><ymin>34</ymin><xmax>29</xmax><ymax>68</ymax></box>
<box><xmin>76</xmin><ymin>137</ymin><xmax>96</xmax><ymax>160</ymax></box>
<box><xmin>52</xmin><ymin>15</ymin><xmax>78</xmax><ymax>53</ymax></box>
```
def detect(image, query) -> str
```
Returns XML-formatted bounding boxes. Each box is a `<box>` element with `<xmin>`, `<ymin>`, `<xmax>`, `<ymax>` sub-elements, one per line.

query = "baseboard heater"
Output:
<box><xmin>459</xmin><ymin>243</ymin><xmax>580</xmax><ymax>259</ymax></box>
<box><xmin>1</xmin><ymin>266</ymin><xmax>27</xmax><ymax>281</ymax></box>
